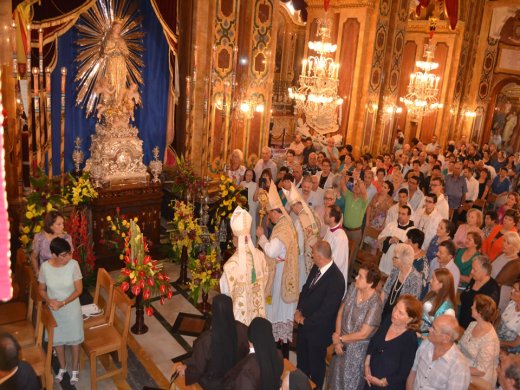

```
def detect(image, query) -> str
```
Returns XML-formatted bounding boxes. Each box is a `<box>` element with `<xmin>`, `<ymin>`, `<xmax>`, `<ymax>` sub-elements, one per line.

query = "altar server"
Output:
<box><xmin>323</xmin><ymin>205</ymin><xmax>350</xmax><ymax>285</ymax></box>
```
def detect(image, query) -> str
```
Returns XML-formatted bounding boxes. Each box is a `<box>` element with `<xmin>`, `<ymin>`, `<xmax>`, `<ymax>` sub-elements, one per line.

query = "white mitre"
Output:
<box><xmin>230</xmin><ymin>206</ymin><xmax>258</xmax><ymax>280</ymax></box>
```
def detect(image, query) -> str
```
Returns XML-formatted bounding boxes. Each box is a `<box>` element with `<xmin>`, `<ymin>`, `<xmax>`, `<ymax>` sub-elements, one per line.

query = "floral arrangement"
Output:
<box><xmin>65</xmin><ymin>207</ymin><xmax>96</xmax><ymax>285</ymax></box>
<box><xmin>19</xmin><ymin>169</ymin><xmax>67</xmax><ymax>248</ymax></box>
<box><xmin>99</xmin><ymin>207</ymin><xmax>135</xmax><ymax>257</ymax></box>
<box><xmin>117</xmin><ymin>220</ymin><xmax>173</xmax><ymax>316</ymax></box>
<box><xmin>211</xmin><ymin>175</ymin><xmax>248</xmax><ymax>228</ymax></box>
<box><xmin>165</xmin><ymin>150</ymin><xmax>204</xmax><ymax>197</ymax></box>
<box><xmin>168</xmin><ymin>200</ymin><xmax>203</xmax><ymax>259</ymax></box>
<box><xmin>188</xmin><ymin>249</ymin><xmax>221</xmax><ymax>303</ymax></box>
<box><xmin>63</xmin><ymin>172</ymin><xmax>98</xmax><ymax>206</ymax></box>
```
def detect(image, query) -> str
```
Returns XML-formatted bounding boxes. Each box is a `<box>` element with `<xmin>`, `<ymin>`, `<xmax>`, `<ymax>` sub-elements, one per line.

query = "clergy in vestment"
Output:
<box><xmin>378</xmin><ymin>205</ymin><xmax>415</xmax><ymax>275</ymax></box>
<box><xmin>256</xmin><ymin>182</ymin><xmax>299</xmax><ymax>357</ymax></box>
<box><xmin>220</xmin><ymin>206</ymin><xmax>268</xmax><ymax>326</ymax></box>
<box><xmin>284</xmin><ymin>182</ymin><xmax>321</xmax><ymax>288</ymax></box>
<box><xmin>174</xmin><ymin>294</ymin><xmax>249</xmax><ymax>389</ymax></box>
<box><xmin>223</xmin><ymin>317</ymin><xmax>283</xmax><ymax>390</ymax></box>
<box><xmin>323</xmin><ymin>205</ymin><xmax>350</xmax><ymax>285</ymax></box>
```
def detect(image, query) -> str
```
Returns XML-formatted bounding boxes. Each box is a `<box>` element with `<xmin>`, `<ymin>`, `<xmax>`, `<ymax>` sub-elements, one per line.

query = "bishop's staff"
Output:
<box><xmin>256</xmin><ymin>188</ymin><xmax>268</xmax><ymax>247</ymax></box>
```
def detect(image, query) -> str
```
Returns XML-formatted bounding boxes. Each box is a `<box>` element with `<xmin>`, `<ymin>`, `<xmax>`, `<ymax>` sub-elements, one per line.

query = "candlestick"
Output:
<box><xmin>38</xmin><ymin>28</ymin><xmax>43</xmax><ymax>74</ymax></box>
<box><xmin>32</xmin><ymin>67</ymin><xmax>39</xmax><ymax>94</ymax></box>
<box><xmin>11</xmin><ymin>21</ymin><xmax>17</xmax><ymax>78</ymax></box>
<box><xmin>32</xmin><ymin>67</ymin><xmax>41</xmax><ymax>169</ymax></box>
<box><xmin>45</xmin><ymin>67</ymin><xmax>52</xmax><ymax>176</ymax></box>
<box><xmin>60</xmin><ymin>67</ymin><xmax>66</xmax><ymax>182</ymax></box>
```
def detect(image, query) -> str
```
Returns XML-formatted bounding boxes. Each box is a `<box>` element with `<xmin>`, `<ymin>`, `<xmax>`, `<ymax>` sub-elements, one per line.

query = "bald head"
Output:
<box><xmin>312</xmin><ymin>240</ymin><xmax>332</xmax><ymax>267</ymax></box>
<box><xmin>432</xmin><ymin>314</ymin><xmax>461</xmax><ymax>343</ymax></box>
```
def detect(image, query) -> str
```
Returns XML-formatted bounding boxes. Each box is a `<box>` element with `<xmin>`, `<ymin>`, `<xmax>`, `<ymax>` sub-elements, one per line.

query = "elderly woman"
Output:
<box><xmin>406</xmin><ymin>229</ymin><xmax>429</xmax><ymax>298</ymax></box>
<box><xmin>38</xmin><ymin>238</ymin><xmax>83</xmax><ymax>385</ymax></box>
<box><xmin>458</xmin><ymin>295</ymin><xmax>500</xmax><ymax>388</ymax></box>
<box><xmin>483</xmin><ymin>209</ymin><xmax>518</xmax><ymax>261</ymax></box>
<box><xmin>425</xmin><ymin>219</ymin><xmax>455</xmax><ymax>263</ymax></box>
<box><xmin>453</xmin><ymin>208</ymin><xmax>483</xmax><ymax>249</ymax></box>
<box><xmin>31</xmin><ymin>210</ymin><xmax>73</xmax><ymax>277</ymax></box>
<box><xmin>328</xmin><ymin>264</ymin><xmax>383</xmax><ymax>390</ymax></box>
<box><xmin>226</xmin><ymin>149</ymin><xmax>246</xmax><ymax>185</ymax></box>
<box><xmin>420</xmin><ymin>268</ymin><xmax>456</xmax><ymax>336</ymax></box>
<box><xmin>459</xmin><ymin>256</ymin><xmax>500</xmax><ymax>328</ymax></box>
<box><xmin>454</xmin><ymin>231</ymin><xmax>482</xmax><ymax>286</ymax></box>
<box><xmin>363</xmin><ymin>295</ymin><xmax>421</xmax><ymax>390</ymax></box>
<box><xmin>492</xmin><ymin>231</ymin><xmax>520</xmax><ymax>311</ymax></box>
<box><xmin>498</xmin><ymin>280</ymin><xmax>520</xmax><ymax>353</ymax></box>
<box><xmin>381</xmin><ymin>243</ymin><xmax>422</xmax><ymax>321</ymax></box>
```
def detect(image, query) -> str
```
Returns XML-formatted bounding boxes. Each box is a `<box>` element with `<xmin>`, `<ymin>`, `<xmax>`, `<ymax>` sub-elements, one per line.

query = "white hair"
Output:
<box><xmin>394</xmin><ymin>243</ymin><xmax>415</xmax><ymax>267</ymax></box>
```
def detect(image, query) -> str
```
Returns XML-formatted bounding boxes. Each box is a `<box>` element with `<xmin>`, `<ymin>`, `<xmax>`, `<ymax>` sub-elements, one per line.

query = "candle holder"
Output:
<box><xmin>72</xmin><ymin>137</ymin><xmax>84</xmax><ymax>174</ymax></box>
<box><xmin>149</xmin><ymin>146</ymin><xmax>163</xmax><ymax>183</ymax></box>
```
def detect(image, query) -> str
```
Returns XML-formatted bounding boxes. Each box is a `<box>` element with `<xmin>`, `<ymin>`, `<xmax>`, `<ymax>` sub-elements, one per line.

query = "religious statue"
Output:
<box><xmin>75</xmin><ymin>2</ymin><xmax>147</xmax><ymax>185</ymax></box>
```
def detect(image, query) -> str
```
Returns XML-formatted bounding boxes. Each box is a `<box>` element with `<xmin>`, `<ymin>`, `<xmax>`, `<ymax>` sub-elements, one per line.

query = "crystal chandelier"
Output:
<box><xmin>400</xmin><ymin>20</ymin><xmax>443</xmax><ymax>118</ymax></box>
<box><xmin>288</xmin><ymin>18</ymin><xmax>343</xmax><ymax>133</ymax></box>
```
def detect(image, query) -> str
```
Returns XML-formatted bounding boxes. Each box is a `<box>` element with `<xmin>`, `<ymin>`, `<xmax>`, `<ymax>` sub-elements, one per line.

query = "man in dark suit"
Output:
<box><xmin>294</xmin><ymin>240</ymin><xmax>345</xmax><ymax>390</ymax></box>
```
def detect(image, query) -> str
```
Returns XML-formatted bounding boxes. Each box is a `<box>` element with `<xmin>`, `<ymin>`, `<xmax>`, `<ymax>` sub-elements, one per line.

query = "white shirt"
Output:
<box><xmin>312</xmin><ymin>259</ymin><xmax>334</xmax><ymax>285</ymax></box>
<box><xmin>323</xmin><ymin>224</ymin><xmax>349</xmax><ymax>285</ymax></box>
<box><xmin>409</xmin><ymin>188</ymin><xmax>425</xmax><ymax>212</ymax></box>
<box><xmin>413</xmin><ymin>208</ymin><xmax>443</xmax><ymax>251</ymax></box>
<box><xmin>465</xmin><ymin>176</ymin><xmax>479</xmax><ymax>202</ymax></box>
<box><xmin>258</xmin><ymin>236</ymin><xmax>286</xmax><ymax>260</ymax></box>
<box><xmin>386</xmin><ymin>202</ymin><xmax>413</xmax><ymax>225</ymax></box>
<box><xmin>418</xmin><ymin>194</ymin><xmax>449</xmax><ymax>220</ymax></box>
<box><xmin>254</xmin><ymin>159</ymin><xmax>278</xmax><ymax>183</ymax></box>
<box><xmin>430</xmin><ymin>259</ymin><xmax>460</xmax><ymax>288</ymax></box>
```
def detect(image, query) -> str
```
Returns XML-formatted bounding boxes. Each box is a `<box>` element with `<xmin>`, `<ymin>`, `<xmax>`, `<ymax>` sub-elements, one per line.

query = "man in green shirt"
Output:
<box><xmin>340</xmin><ymin>170</ymin><xmax>369</xmax><ymax>272</ymax></box>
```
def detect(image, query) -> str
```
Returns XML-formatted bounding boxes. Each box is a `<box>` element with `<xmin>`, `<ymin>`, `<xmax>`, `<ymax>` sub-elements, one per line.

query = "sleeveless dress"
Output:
<box><xmin>38</xmin><ymin>260</ymin><xmax>84</xmax><ymax>345</ymax></box>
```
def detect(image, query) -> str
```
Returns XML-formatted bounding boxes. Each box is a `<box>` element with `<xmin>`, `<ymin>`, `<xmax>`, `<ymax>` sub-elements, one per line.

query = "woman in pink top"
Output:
<box><xmin>454</xmin><ymin>208</ymin><xmax>484</xmax><ymax>249</ymax></box>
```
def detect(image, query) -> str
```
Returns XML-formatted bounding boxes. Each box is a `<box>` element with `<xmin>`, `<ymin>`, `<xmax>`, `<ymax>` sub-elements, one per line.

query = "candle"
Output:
<box><xmin>32</xmin><ymin>67</ymin><xmax>39</xmax><ymax>93</ymax></box>
<box><xmin>302</xmin><ymin>59</ymin><xmax>307</xmax><ymax>76</ymax></box>
<box><xmin>60</xmin><ymin>67</ymin><xmax>67</xmax><ymax>94</ymax></box>
<box><xmin>38</xmin><ymin>28</ymin><xmax>43</xmax><ymax>73</ymax></box>
<box><xmin>45</xmin><ymin>67</ymin><xmax>51</xmax><ymax>93</ymax></box>
<box><xmin>26</xmin><ymin>24</ymin><xmax>30</xmax><ymax>55</ymax></box>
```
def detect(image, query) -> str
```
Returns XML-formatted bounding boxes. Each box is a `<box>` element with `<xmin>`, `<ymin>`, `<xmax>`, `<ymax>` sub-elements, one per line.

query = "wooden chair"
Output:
<box><xmin>81</xmin><ymin>287</ymin><xmax>133</xmax><ymax>390</ymax></box>
<box><xmin>20</xmin><ymin>303</ymin><xmax>57</xmax><ymax>390</ymax></box>
<box><xmin>356</xmin><ymin>226</ymin><xmax>382</xmax><ymax>266</ymax></box>
<box><xmin>0</xmin><ymin>250</ymin><xmax>32</xmax><ymax>325</ymax></box>
<box><xmin>84</xmin><ymin>268</ymin><xmax>115</xmax><ymax>330</ymax></box>
<box><xmin>0</xmin><ymin>267</ymin><xmax>42</xmax><ymax>346</ymax></box>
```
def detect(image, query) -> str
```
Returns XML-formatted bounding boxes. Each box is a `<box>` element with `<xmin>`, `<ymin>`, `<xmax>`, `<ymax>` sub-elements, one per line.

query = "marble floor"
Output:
<box><xmin>56</xmin><ymin>260</ymin><xmax>297</xmax><ymax>389</ymax></box>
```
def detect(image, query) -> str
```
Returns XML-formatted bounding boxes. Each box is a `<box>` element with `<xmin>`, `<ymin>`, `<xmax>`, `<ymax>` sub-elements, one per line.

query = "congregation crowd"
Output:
<box><xmin>173</xmin><ymin>132</ymin><xmax>520</xmax><ymax>390</ymax></box>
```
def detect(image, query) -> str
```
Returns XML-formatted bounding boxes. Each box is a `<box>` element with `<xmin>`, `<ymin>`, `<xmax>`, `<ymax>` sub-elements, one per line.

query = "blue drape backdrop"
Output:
<box><xmin>50</xmin><ymin>0</ymin><xmax>169</xmax><ymax>174</ymax></box>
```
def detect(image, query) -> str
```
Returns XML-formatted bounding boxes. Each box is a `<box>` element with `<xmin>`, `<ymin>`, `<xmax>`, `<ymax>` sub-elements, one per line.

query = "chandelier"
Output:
<box><xmin>400</xmin><ymin>20</ymin><xmax>443</xmax><ymax>118</ymax></box>
<box><xmin>288</xmin><ymin>18</ymin><xmax>343</xmax><ymax>133</ymax></box>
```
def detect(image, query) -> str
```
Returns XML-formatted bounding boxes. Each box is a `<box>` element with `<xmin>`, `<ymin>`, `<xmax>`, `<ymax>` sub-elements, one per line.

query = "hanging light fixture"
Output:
<box><xmin>288</xmin><ymin>16</ymin><xmax>343</xmax><ymax>133</ymax></box>
<box><xmin>400</xmin><ymin>18</ymin><xmax>443</xmax><ymax>118</ymax></box>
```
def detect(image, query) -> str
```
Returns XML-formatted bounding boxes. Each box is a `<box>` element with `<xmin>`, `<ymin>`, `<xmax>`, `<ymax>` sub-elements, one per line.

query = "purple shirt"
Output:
<box><xmin>444</xmin><ymin>174</ymin><xmax>467</xmax><ymax>209</ymax></box>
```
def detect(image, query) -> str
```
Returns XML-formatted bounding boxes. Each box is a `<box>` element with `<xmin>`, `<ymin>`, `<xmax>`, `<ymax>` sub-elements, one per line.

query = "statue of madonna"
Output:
<box><xmin>102</xmin><ymin>20</ymin><xmax>129</xmax><ymax>106</ymax></box>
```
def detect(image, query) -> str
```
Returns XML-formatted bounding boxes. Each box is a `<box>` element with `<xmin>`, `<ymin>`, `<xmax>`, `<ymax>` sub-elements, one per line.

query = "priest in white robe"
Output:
<box><xmin>378</xmin><ymin>205</ymin><xmax>415</xmax><ymax>275</ymax></box>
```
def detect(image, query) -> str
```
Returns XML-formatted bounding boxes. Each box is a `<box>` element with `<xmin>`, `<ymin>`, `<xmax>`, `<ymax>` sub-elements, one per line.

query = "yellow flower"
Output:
<box><xmin>112</xmin><ymin>226</ymin><xmax>116</xmax><ymax>231</ymax></box>
<box><xmin>220</xmin><ymin>175</ymin><xmax>226</xmax><ymax>181</ymax></box>
<box><xmin>119</xmin><ymin>254</ymin><xmax>124</xmax><ymax>260</ymax></box>
<box><xmin>106</xmin><ymin>216</ymin><xmax>112</xmax><ymax>222</ymax></box>
<box><xmin>22</xmin><ymin>226</ymin><xmax>30</xmax><ymax>234</ymax></box>
<box><xmin>230</xmin><ymin>186</ymin><xmax>235</xmax><ymax>192</ymax></box>
<box><xmin>20</xmin><ymin>235</ymin><xmax>29</xmax><ymax>245</ymax></box>
<box><xmin>121</xmin><ymin>233</ymin><xmax>126</xmax><ymax>238</ymax></box>
<box><xmin>134</xmin><ymin>217</ymin><xmax>138</xmax><ymax>222</ymax></box>
<box><xmin>46</xmin><ymin>203</ymin><xmax>53</xmax><ymax>212</ymax></box>
<box><xmin>33</xmin><ymin>225</ymin><xmax>41</xmax><ymax>233</ymax></box>
<box><xmin>25</xmin><ymin>211</ymin><xmax>34</xmax><ymax>220</ymax></box>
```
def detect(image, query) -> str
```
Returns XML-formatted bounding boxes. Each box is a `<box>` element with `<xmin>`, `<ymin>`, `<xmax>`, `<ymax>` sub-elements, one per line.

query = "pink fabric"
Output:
<box><xmin>0</xmin><ymin>80</ymin><xmax>12</xmax><ymax>302</ymax></box>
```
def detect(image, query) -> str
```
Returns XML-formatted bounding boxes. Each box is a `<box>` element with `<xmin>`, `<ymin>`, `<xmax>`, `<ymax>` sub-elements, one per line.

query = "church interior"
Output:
<box><xmin>1</xmin><ymin>0</ymin><xmax>520</xmax><ymax>389</ymax></box>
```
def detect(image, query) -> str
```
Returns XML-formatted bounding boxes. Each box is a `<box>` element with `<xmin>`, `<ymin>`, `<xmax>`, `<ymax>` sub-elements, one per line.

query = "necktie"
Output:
<box><xmin>310</xmin><ymin>270</ymin><xmax>321</xmax><ymax>288</ymax></box>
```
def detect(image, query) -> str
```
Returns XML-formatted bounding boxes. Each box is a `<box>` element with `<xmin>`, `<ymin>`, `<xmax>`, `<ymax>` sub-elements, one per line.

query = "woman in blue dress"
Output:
<box><xmin>420</xmin><ymin>268</ymin><xmax>456</xmax><ymax>338</ymax></box>
<box><xmin>38</xmin><ymin>237</ymin><xmax>84</xmax><ymax>385</ymax></box>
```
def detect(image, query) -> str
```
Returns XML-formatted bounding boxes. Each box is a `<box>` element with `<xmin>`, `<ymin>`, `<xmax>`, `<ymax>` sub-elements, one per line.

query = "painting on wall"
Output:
<box><xmin>490</xmin><ymin>82</ymin><xmax>520</xmax><ymax>154</ymax></box>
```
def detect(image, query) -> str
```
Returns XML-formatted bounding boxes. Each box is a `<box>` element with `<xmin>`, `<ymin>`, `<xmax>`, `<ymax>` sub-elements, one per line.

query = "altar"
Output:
<box><xmin>91</xmin><ymin>181</ymin><xmax>163</xmax><ymax>271</ymax></box>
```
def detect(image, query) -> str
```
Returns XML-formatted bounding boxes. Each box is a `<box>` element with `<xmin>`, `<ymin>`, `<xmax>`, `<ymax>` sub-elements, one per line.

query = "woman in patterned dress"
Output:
<box><xmin>328</xmin><ymin>264</ymin><xmax>383</xmax><ymax>390</ymax></box>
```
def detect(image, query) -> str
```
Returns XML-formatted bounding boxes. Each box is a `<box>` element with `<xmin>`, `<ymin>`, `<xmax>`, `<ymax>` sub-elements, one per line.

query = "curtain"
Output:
<box><xmin>50</xmin><ymin>0</ymin><xmax>169</xmax><ymax>174</ymax></box>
